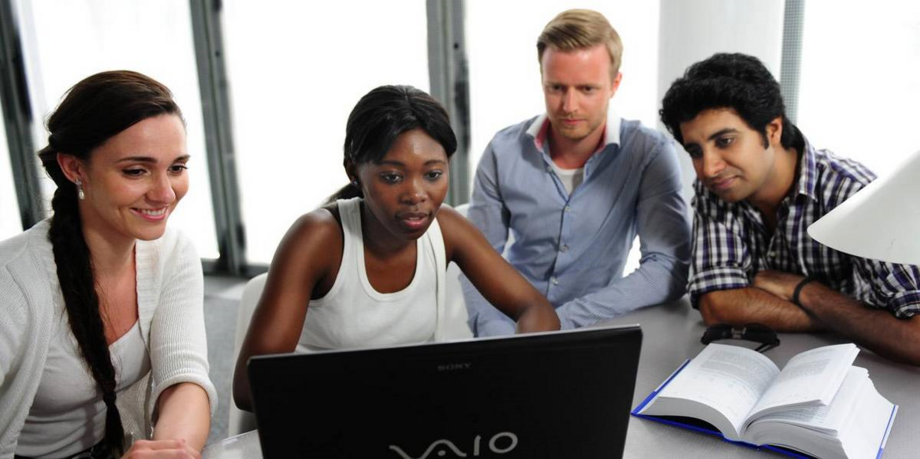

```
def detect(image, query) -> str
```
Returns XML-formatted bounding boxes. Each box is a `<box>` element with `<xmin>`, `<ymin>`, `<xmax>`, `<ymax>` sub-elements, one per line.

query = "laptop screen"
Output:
<box><xmin>248</xmin><ymin>325</ymin><xmax>642</xmax><ymax>458</ymax></box>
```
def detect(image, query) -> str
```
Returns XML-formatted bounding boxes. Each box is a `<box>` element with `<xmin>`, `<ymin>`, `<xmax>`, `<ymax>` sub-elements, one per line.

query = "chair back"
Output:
<box><xmin>228</xmin><ymin>273</ymin><xmax>266</xmax><ymax>435</ymax></box>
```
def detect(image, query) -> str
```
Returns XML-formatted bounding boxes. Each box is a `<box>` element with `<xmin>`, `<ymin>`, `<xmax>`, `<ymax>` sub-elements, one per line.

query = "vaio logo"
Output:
<box><xmin>388</xmin><ymin>432</ymin><xmax>519</xmax><ymax>458</ymax></box>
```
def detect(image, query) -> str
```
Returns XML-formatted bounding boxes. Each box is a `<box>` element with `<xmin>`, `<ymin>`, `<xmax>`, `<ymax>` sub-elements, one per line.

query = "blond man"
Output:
<box><xmin>462</xmin><ymin>9</ymin><xmax>691</xmax><ymax>336</ymax></box>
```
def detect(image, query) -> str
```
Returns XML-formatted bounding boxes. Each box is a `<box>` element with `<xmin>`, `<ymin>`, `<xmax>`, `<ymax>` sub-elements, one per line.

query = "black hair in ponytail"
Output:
<box><xmin>326</xmin><ymin>85</ymin><xmax>457</xmax><ymax>203</ymax></box>
<box><xmin>37</xmin><ymin>70</ymin><xmax>181</xmax><ymax>454</ymax></box>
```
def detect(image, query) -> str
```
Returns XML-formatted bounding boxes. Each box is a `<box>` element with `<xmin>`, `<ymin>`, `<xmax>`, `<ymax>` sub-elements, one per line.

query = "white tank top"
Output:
<box><xmin>297</xmin><ymin>198</ymin><xmax>447</xmax><ymax>352</ymax></box>
<box><xmin>18</xmin><ymin>319</ymin><xmax>149</xmax><ymax>458</ymax></box>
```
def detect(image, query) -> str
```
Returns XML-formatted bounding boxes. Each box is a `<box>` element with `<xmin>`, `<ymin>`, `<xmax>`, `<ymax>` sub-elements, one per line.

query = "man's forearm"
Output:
<box><xmin>699</xmin><ymin>287</ymin><xmax>823</xmax><ymax>332</ymax></box>
<box><xmin>555</xmin><ymin>253</ymin><xmax>687</xmax><ymax>329</ymax></box>
<box><xmin>797</xmin><ymin>282</ymin><xmax>920</xmax><ymax>366</ymax></box>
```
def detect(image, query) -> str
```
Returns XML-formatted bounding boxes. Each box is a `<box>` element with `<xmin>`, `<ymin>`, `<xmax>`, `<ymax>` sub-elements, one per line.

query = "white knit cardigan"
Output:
<box><xmin>0</xmin><ymin>220</ymin><xmax>218</xmax><ymax>458</ymax></box>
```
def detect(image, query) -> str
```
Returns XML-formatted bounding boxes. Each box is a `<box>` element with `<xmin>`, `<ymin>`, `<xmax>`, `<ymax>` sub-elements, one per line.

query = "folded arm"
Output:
<box><xmin>755</xmin><ymin>269</ymin><xmax>920</xmax><ymax>366</ymax></box>
<box><xmin>686</xmin><ymin>182</ymin><xmax>821</xmax><ymax>331</ymax></box>
<box><xmin>796</xmin><ymin>282</ymin><xmax>920</xmax><ymax>365</ymax></box>
<box><xmin>698</xmin><ymin>271</ymin><xmax>823</xmax><ymax>331</ymax></box>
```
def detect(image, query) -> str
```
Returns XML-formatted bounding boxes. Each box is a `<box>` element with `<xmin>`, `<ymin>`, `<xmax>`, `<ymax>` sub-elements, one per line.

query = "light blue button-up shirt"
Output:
<box><xmin>462</xmin><ymin>111</ymin><xmax>691</xmax><ymax>336</ymax></box>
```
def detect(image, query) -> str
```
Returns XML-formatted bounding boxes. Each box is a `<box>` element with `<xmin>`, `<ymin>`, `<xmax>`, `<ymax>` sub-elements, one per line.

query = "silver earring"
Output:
<box><xmin>76</xmin><ymin>179</ymin><xmax>85</xmax><ymax>200</ymax></box>
<box><xmin>351</xmin><ymin>180</ymin><xmax>359</xmax><ymax>187</ymax></box>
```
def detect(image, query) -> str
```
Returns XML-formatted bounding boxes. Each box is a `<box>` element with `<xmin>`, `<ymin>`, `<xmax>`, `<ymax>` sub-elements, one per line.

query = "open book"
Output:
<box><xmin>632</xmin><ymin>343</ymin><xmax>897</xmax><ymax>458</ymax></box>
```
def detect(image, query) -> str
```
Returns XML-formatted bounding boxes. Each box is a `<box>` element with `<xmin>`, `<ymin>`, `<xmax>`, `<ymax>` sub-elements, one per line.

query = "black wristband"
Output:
<box><xmin>792</xmin><ymin>275</ymin><xmax>818</xmax><ymax>307</ymax></box>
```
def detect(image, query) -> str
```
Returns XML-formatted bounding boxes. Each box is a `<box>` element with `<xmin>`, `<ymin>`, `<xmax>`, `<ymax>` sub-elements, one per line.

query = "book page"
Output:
<box><xmin>748</xmin><ymin>344</ymin><xmax>858</xmax><ymax>421</ymax></box>
<box><xmin>746</xmin><ymin>366</ymin><xmax>868</xmax><ymax>437</ymax></box>
<box><xmin>657</xmin><ymin>344</ymin><xmax>780</xmax><ymax>435</ymax></box>
<box><xmin>838</xmin><ymin>379</ymin><xmax>897</xmax><ymax>459</ymax></box>
<box><xmin>743</xmin><ymin>367</ymin><xmax>895</xmax><ymax>459</ymax></box>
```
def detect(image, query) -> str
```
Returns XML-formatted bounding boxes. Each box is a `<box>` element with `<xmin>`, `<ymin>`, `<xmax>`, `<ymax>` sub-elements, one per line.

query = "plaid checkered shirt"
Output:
<box><xmin>688</xmin><ymin>136</ymin><xmax>920</xmax><ymax>318</ymax></box>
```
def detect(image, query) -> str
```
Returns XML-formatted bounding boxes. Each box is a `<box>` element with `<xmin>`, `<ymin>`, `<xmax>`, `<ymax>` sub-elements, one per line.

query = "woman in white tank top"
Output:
<box><xmin>233</xmin><ymin>86</ymin><xmax>560</xmax><ymax>411</ymax></box>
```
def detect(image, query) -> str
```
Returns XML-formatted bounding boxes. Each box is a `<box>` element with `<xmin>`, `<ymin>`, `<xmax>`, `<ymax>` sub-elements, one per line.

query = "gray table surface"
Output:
<box><xmin>599</xmin><ymin>299</ymin><xmax>919</xmax><ymax>458</ymax></box>
<box><xmin>202</xmin><ymin>298</ymin><xmax>920</xmax><ymax>458</ymax></box>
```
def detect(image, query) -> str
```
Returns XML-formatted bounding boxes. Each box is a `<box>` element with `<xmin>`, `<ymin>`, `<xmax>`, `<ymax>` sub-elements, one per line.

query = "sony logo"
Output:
<box><xmin>437</xmin><ymin>362</ymin><xmax>472</xmax><ymax>371</ymax></box>
<box><xmin>389</xmin><ymin>432</ymin><xmax>518</xmax><ymax>459</ymax></box>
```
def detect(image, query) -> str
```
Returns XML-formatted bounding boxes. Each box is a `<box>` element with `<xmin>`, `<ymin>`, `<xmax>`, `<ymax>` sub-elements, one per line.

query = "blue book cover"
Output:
<box><xmin>631</xmin><ymin>356</ymin><xmax>898</xmax><ymax>459</ymax></box>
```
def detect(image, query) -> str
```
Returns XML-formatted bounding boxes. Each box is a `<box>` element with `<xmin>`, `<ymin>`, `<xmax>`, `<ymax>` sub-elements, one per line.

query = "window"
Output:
<box><xmin>223</xmin><ymin>0</ymin><xmax>430</xmax><ymax>264</ymax></box>
<box><xmin>797</xmin><ymin>1</ymin><xmax>920</xmax><ymax>179</ymax></box>
<box><xmin>0</xmin><ymin>100</ymin><xmax>22</xmax><ymax>240</ymax></box>
<box><xmin>13</xmin><ymin>0</ymin><xmax>219</xmax><ymax>258</ymax></box>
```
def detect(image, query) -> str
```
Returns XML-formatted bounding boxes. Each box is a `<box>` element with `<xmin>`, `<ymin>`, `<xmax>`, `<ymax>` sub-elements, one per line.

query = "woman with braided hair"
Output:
<box><xmin>0</xmin><ymin>71</ymin><xmax>215</xmax><ymax>458</ymax></box>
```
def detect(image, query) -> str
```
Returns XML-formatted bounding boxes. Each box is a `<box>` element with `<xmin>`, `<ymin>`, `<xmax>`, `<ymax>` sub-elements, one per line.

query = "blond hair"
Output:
<box><xmin>537</xmin><ymin>9</ymin><xmax>623</xmax><ymax>78</ymax></box>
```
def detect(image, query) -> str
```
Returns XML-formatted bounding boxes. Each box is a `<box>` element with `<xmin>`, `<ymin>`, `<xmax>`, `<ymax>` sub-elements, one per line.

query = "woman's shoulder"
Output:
<box><xmin>0</xmin><ymin>221</ymin><xmax>55</xmax><ymax>339</ymax></box>
<box><xmin>0</xmin><ymin>220</ymin><xmax>54</xmax><ymax>280</ymax></box>
<box><xmin>261</xmin><ymin>206</ymin><xmax>345</xmax><ymax>296</ymax></box>
<box><xmin>0</xmin><ymin>267</ymin><xmax>41</xmax><ymax>348</ymax></box>
<box><xmin>0</xmin><ymin>229</ymin><xmax>33</xmax><ymax>269</ymax></box>
<box><xmin>433</xmin><ymin>205</ymin><xmax>476</xmax><ymax>259</ymax></box>
<box><xmin>0</xmin><ymin>244</ymin><xmax>34</xmax><ymax>316</ymax></box>
<box><xmin>291</xmin><ymin>206</ymin><xmax>343</xmax><ymax>240</ymax></box>
<box><xmin>273</xmin><ymin>206</ymin><xmax>344</xmax><ymax>263</ymax></box>
<box><xmin>434</xmin><ymin>204</ymin><xmax>474</xmax><ymax>238</ymax></box>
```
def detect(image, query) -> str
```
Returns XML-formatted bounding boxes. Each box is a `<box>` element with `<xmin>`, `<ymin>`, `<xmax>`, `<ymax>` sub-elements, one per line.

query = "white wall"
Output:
<box><xmin>222</xmin><ymin>1</ymin><xmax>431</xmax><ymax>264</ymax></box>
<box><xmin>797</xmin><ymin>0</ymin><xmax>920</xmax><ymax>179</ymax></box>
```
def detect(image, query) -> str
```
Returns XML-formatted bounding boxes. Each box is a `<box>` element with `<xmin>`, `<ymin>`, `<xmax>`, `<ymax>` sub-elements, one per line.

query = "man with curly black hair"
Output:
<box><xmin>660</xmin><ymin>52</ymin><xmax>920</xmax><ymax>365</ymax></box>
